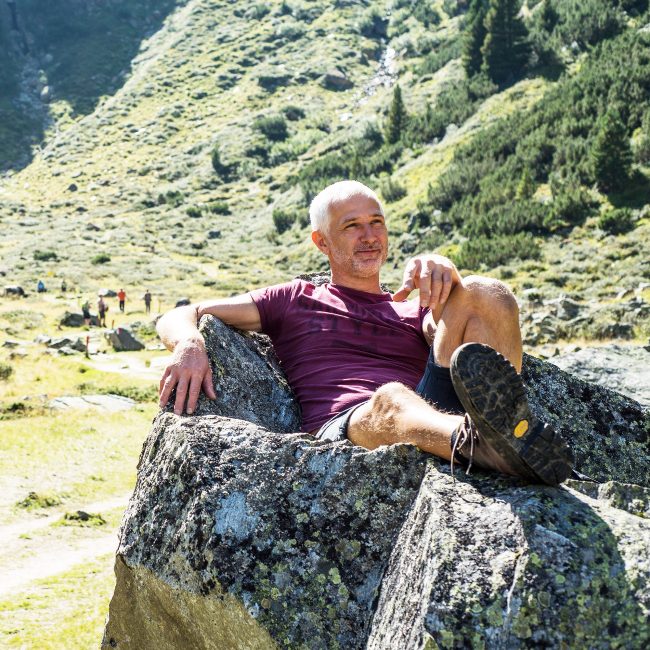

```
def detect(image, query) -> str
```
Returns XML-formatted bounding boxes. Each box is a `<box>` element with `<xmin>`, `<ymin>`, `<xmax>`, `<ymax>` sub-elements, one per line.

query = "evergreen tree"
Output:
<box><xmin>516</xmin><ymin>167</ymin><xmax>535</xmax><ymax>200</ymax></box>
<box><xmin>462</xmin><ymin>0</ymin><xmax>488</xmax><ymax>77</ymax></box>
<box><xmin>384</xmin><ymin>84</ymin><xmax>408</xmax><ymax>145</ymax></box>
<box><xmin>591</xmin><ymin>110</ymin><xmax>633</xmax><ymax>193</ymax></box>
<box><xmin>481</xmin><ymin>0</ymin><xmax>531</xmax><ymax>85</ymax></box>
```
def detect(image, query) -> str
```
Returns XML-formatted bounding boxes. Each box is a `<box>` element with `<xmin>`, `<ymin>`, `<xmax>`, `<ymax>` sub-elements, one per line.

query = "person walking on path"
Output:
<box><xmin>97</xmin><ymin>295</ymin><xmax>108</xmax><ymax>327</ymax></box>
<box><xmin>117</xmin><ymin>288</ymin><xmax>126</xmax><ymax>313</ymax></box>
<box><xmin>81</xmin><ymin>300</ymin><xmax>91</xmax><ymax>327</ymax></box>
<box><xmin>143</xmin><ymin>290</ymin><xmax>152</xmax><ymax>315</ymax></box>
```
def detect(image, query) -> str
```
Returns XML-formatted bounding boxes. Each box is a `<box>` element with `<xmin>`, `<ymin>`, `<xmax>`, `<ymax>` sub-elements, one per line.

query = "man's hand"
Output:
<box><xmin>392</xmin><ymin>254</ymin><xmax>461</xmax><ymax>309</ymax></box>
<box><xmin>158</xmin><ymin>337</ymin><xmax>217</xmax><ymax>415</ymax></box>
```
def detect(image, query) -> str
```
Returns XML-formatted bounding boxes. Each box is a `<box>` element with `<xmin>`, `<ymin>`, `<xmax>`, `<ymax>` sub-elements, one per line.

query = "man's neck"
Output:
<box><xmin>329</xmin><ymin>270</ymin><xmax>383</xmax><ymax>294</ymax></box>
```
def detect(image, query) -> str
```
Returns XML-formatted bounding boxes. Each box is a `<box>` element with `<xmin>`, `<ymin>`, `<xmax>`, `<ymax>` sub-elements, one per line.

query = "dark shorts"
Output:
<box><xmin>314</xmin><ymin>348</ymin><xmax>463</xmax><ymax>443</ymax></box>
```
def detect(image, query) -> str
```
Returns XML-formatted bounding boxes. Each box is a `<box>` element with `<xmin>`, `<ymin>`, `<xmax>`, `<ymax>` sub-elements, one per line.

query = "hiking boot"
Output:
<box><xmin>449</xmin><ymin>342</ymin><xmax>574</xmax><ymax>485</ymax></box>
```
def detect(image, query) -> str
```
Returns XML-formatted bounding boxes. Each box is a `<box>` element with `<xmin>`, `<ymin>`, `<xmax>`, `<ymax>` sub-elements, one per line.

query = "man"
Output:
<box><xmin>157</xmin><ymin>181</ymin><xmax>573</xmax><ymax>485</ymax></box>
<box><xmin>143</xmin><ymin>290</ymin><xmax>152</xmax><ymax>315</ymax></box>
<box><xmin>97</xmin><ymin>294</ymin><xmax>108</xmax><ymax>327</ymax></box>
<box><xmin>117</xmin><ymin>288</ymin><xmax>126</xmax><ymax>313</ymax></box>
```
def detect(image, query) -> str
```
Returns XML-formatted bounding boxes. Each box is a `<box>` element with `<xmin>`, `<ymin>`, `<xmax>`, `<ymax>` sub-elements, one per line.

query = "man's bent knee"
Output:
<box><xmin>348</xmin><ymin>382</ymin><xmax>414</xmax><ymax>449</ymax></box>
<box><xmin>463</xmin><ymin>275</ymin><xmax>518</xmax><ymax>316</ymax></box>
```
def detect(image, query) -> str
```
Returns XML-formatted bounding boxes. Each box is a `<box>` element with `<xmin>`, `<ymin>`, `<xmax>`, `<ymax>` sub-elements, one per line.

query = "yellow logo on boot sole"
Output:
<box><xmin>514</xmin><ymin>420</ymin><xmax>529</xmax><ymax>438</ymax></box>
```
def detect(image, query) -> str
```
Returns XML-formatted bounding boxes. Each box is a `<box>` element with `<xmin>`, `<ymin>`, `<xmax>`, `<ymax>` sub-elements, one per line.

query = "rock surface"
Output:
<box><xmin>103</xmin><ymin>317</ymin><xmax>650</xmax><ymax>649</ymax></box>
<box><xmin>551</xmin><ymin>344</ymin><xmax>650</xmax><ymax>407</ymax></box>
<box><xmin>105</xmin><ymin>327</ymin><xmax>145</xmax><ymax>352</ymax></box>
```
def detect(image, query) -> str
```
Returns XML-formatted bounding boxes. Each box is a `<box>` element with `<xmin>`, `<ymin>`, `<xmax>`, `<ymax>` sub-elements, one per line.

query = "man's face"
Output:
<box><xmin>312</xmin><ymin>193</ymin><xmax>388</xmax><ymax>279</ymax></box>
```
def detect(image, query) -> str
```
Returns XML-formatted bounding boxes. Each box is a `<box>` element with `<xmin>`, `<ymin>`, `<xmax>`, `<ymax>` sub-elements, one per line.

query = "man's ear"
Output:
<box><xmin>311</xmin><ymin>230</ymin><xmax>329</xmax><ymax>255</ymax></box>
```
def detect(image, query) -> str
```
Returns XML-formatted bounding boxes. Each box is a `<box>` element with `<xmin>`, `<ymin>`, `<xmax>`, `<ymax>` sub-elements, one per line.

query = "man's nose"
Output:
<box><xmin>359</xmin><ymin>224</ymin><xmax>377</xmax><ymax>241</ymax></box>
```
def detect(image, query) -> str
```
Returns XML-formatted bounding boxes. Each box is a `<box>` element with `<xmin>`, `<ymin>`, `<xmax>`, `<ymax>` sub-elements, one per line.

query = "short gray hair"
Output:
<box><xmin>309</xmin><ymin>180</ymin><xmax>383</xmax><ymax>232</ymax></box>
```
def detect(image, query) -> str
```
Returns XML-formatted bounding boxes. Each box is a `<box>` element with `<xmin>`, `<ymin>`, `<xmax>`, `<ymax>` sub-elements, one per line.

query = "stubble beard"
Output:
<box><xmin>331</xmin><ymin>244</ymin><xmax>388</xmax><ymax>278</ymax></box>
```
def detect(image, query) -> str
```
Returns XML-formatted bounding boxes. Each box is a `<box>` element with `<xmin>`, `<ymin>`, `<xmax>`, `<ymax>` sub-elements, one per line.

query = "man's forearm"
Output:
<box><xmin>156</xmin><ymin>305</ymin><xmax>204</xmax><ymax>352</ymax></box>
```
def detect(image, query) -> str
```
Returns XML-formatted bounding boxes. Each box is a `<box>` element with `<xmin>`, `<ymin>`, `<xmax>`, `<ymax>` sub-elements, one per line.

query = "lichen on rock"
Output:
<box><xmin>103</xmin><ymin>316</ymin><xmax>650</xmax><ymax>649</ymax></box>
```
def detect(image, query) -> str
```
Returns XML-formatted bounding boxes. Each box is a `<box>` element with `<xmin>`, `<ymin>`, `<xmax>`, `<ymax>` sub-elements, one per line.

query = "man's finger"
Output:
<box><xmin>159</xmin><ymin>373</ymin><xmax>176</xmax><ymax>407</ymax></box>
<box><xmin>429</xmin><ymin>268</ymin><xmax>443</xmax><ymax>308</ymax></box>
<box><xmin>173</xmin><ymin>376</ymin><xmax>189</xmax><ymax>415</ymax></box>
<box><xmin>393</xmin><ymin>280</ymin><xmax>414</xmax><ymax>302</ymax></box>
<box><xmin>202</xmin><ymin>367</ymin><xmax>217</xmax><ymax>400</ymax></box>
<box><xmin>158</xmin><ymin>367</ymin><xmax>170</xmax><ymax>399</ymax></box>
<box><xmin>440</xmin><ymin>269</ymin><xmax>453</xmax><ymax>304</ymax></box>
<box><xmin>418</xmin><ymin>262</ymin><xmax>432</xmax><ymax>307</ymax></box>
<box><xmin>186</xmin><ymin>375</ymin><xmax>203</xmax><ymax>415</ymax></box>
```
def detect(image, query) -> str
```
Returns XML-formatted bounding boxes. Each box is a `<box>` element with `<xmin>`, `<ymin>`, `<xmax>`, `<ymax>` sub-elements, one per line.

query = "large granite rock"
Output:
<box><xmin>103</xmin><ymin>316</ymin><xmax>650</xmax><ymax>649</ymax></box>
<box><xmin>551</xmin><ymin>344</ymin><xmax>650</xmax><ymax>408</ymax></box>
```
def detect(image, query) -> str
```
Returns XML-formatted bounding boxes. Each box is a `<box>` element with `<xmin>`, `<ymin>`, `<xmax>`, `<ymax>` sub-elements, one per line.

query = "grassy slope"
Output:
<box><xmin>0</xmin><ymin>2</ymin><xmax>648</xmax><ymax>645</ymax></box>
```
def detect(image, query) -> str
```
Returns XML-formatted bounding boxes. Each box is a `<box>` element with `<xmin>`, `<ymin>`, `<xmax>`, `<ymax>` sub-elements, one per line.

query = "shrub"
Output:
<box><xmin>157</xmin><ymin>190</ymin><xmax>184</xmax><ymax>207</ymax></box>
<box><xmin>33</xmin><ymin>249</ymin><xmax>57</xmax><ymax>262</ymax></box>
<box><xmin>598</xmin><ymin>208</ymin><xmax>635</xmax><ymax>235</ymax></box>
<box><xmin>282</xmin><ymin>105</ymin><xmax>305</xmax><ymax>121</ymax></box>
<box><xmin>454</xmin><ymin>233</ymin><xmax>541</xmax><ymax>270</ymax></box>
<box><xmin>272</xmin><ymin>209</ymin><xmax>297</xmax><ymax>234</ymax></box>
<box><xmin>206</xmin><ymin>201</ymin><xmax>231</xmax><ymax>215</ymax></box>
<box><xmin>380</xmin><ymin>177</ymin><xmax>407</xmax><ymax>203</ymax></box>
<box><xmin>186</xmin><ymin>206</ymin><xmax>202</xmax><ymax>218</ymax></box>
<box><xmin>253</xmin><ymin>115</ymin><xmax>289</xmax><ymax>141</ymax></box>
<box><xmin>0</xmin><ymin>361</ymin><xmax>13</xmax><ymax>380</ymax></box>
<box><xmin>91</xmin><ymin>253</ymin><xmax>111</xmax><ymax>265</ymax></box>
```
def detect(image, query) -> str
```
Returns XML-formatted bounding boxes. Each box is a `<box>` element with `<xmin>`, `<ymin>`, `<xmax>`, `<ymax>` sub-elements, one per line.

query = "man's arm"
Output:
<box><xmin>157</xmin><ymin>293</ymin><xmax>262</xmax><ymax>416</ymax></box>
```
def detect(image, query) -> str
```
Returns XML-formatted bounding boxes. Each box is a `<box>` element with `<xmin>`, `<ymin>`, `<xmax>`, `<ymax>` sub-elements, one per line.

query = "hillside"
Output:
<box><xmin>0</xmin><ymin>0</ymin><xmax>649</xmax><ymax>344</ymax></box>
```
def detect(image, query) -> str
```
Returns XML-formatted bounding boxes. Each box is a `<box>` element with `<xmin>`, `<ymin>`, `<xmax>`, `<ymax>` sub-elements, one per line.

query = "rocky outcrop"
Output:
<box><xmin>105</xmin><ymin>327</ymin><xmax>145</xmax><ymax>352</ymax></box>
<box><xmin>551</xmin><ymin>344</ymin><xmax>650</xmax><ymax>408</ymax></box>
<box><xmin>103</xmin><ymin>316</ymin><xmax>650</xmax><ymax>649</ymax></box>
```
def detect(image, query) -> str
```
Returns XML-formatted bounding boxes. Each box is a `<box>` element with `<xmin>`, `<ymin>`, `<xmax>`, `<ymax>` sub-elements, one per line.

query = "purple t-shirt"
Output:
<box><xmin>249</xmin><ymin>279</ymin><xmax>430</xmax><ymax>432</ymax></box>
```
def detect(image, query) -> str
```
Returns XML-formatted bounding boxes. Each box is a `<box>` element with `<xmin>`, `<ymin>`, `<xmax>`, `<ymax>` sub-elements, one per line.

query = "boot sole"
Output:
<box><xmin>450</xmin><ymin>343</ymin><xmax>574</xmax><ymax>485</ymax></box>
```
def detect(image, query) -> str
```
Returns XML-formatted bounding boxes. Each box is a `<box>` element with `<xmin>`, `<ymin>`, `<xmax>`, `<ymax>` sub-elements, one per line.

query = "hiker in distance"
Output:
<box><xmin>157</xmin><ymin>180</ymin><xmax>573</xmax><ymax>485</ymax></box>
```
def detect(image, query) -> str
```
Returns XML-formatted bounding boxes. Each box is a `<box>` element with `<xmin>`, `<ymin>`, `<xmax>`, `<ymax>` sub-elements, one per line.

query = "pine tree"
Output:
<box><xmin>384</xmin><ymin>84</ymin><xmax>407</xmax><ymax>145</ymax></box>
<box><xmin>481</xmin><ymin>0</ymin><xmax>531</xmax><ymax>85</ymax></box>
<box><xmin>591</xmin><ymin>110</ymin><xmax>633</xmax><ymax>193</ymax></box>
<box><xmin>462</xmin><ymin>0</ymin><xmax>488</xmax><ymax>77</ymax></box>
<box><xmin>516</xmin><ymin>167</ymin><xmax>535</xmax><ymax>200</ymax></box>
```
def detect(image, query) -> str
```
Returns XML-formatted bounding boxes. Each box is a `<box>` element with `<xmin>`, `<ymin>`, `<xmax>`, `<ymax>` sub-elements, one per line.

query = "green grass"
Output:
<box><xmin>0</xmin><ymin>553</ymin><xmax>115</xmax><ymax>649</ymax></box>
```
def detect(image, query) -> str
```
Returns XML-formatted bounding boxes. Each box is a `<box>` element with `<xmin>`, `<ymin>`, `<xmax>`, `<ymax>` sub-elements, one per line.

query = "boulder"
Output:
<box><xmin>320</xmin><ymin>70</ymin><xmax>354</xmax><ymax>91</ymax></box>
<box><xmin>551</xmin><ymin>344</ymin><xmax>650</xmax><ymax>408</ymax></box>
<box><xmin>105</xmin><ymin>327</ymin><xmax>145</xmax><ymax>352</ymax></box>
<box><xmin>48</xmin><ymin>336</ymin><xmax>87</xmax><ymax>352</ymax></box>
<box><xmin>103</xmin><ymin>316</ymin><xmax>650</xmax><ymax>649</ymax></box>
<box><xmin>3</xmin><ymin>285</ymin><xmax>26</xmax><ymax>297</ymax></box>
<box><xmin>59</xmin><ymin>311</ymin><xmax>100</xmax><ymax>327</ymax></box>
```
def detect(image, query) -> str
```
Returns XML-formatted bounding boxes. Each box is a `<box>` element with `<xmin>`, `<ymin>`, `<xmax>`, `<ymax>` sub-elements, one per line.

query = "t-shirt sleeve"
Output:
<box><xmin>249</xmin><ymin>280</ymin><xmax>300</xmax><ymax>338</ymax></box>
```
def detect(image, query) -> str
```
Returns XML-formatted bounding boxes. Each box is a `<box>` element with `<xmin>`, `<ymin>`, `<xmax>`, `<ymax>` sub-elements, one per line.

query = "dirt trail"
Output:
<box><xmin>0</xmin><ymin>495</ymin><xmax>129</xmax><ymax>598</ymax></box>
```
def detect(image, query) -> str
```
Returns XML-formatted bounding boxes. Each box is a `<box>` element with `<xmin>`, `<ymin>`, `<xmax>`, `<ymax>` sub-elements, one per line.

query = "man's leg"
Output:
<box><xmin>347</xmin><ymin>276</ymin><xmax>572</xmax><ymax>484</ymax></box>
<box><xmin>431</xmin><ymin>274</ymin><xmax>522</xmax><ymax>372</ymax></box>
<box><xmin>349</xmin><ymin>275</ymin><xmax>519</xmax><ymax>454</ymax></box>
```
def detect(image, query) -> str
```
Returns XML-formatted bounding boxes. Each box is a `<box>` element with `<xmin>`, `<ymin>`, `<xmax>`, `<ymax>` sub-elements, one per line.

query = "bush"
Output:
<box><xmin>282</xmin><ymin>105</ymin><xmax>305</xmax><ymax>121</ymax></box>
<box><xmin>33</xmin><ymin>249</ymin><xmax>57</xmax><ymax>262</ymax></box>
<box><xmin>157</xmin><ymin>190</ymin><xmax>184</xmax><ymax>207</ymax></box>
<box><xmin>454</xmin><ymin>233</ymin><xmax>541</xmax><ymax>270</ymax></box>
<box><xmin>91</xmin><ymin>253</ymin><xmax>111</xmax><ymax>265</ymax></box>
<box><xmin>206</xmin><ymin>201</ymin><xmax>231</xmax><ymax>215</ymax></box>
<box><xmin>0</xmin><ymin>361</ymin><xmax>13</xmax><ymax>380</ymax></box>
<box><xmin>380</xmin><ymin>177</ymin><xmax>407</xmax><ymax>203</ymax></box>
<box><xmin>186</xmin><ymin>206</ymin><xmax>202</xmax><ymax>218</ymax></box>
<box><xmin>272</xmin><ymin>209</ymin><xmax>297</xmax><ymax>234</ymax></box>
<box><xmin>253</xmin><ymin>115</ymin><xmax>289</xmax><ymax>141</ymax></box>
<box><xmin>598</xmin><ymin>208</ymin><xmax>635</xmax><ymax>235</ymax></box>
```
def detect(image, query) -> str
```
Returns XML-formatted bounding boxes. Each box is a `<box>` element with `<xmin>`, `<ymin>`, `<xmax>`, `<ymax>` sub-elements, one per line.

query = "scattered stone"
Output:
<box><xmin>49</xmin><ymin>394</ymin><xmax>136</xmax><ymax>412</ymax></box>
<box><xmin>320</xmin><ymin>70</ymin><xmax>353</xmax><ymax>91</ymax></box>
<box><xmin>59</xmin><ymin>312</ymin><xmax>100</xmax><ymax>327</ymax></box>
<box><xmin>207</xmin><ymin>230</ymin><xmax>221</xmax><ymax>239</ymax></box>
<box><xmin>2</xmin><ymin>340</ymin><xmax>20</xmax><ymax>348</ymax></box>
<box><xmin>3</xmin><ymin>285</ymin><xmax>26</xmax><ymax>297</ymax></box>
<box><xmin>174</xmin><ymin>298</ymin><xmax>191</xmax><ymax>308</ymax></box>
<box><xmin>105</xmin><ymin>328</ymin><xmax>145</xmax><ymax>352</ymax></box>
<box><xmin>47</xmin><ymin>337</ymin><xmax>87</xmax><ymax>352</ymax></box>
<box><xmin>34</xmin><ymin>334</ymin><xmax>51</xmax><ymax>344</ymax></box>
